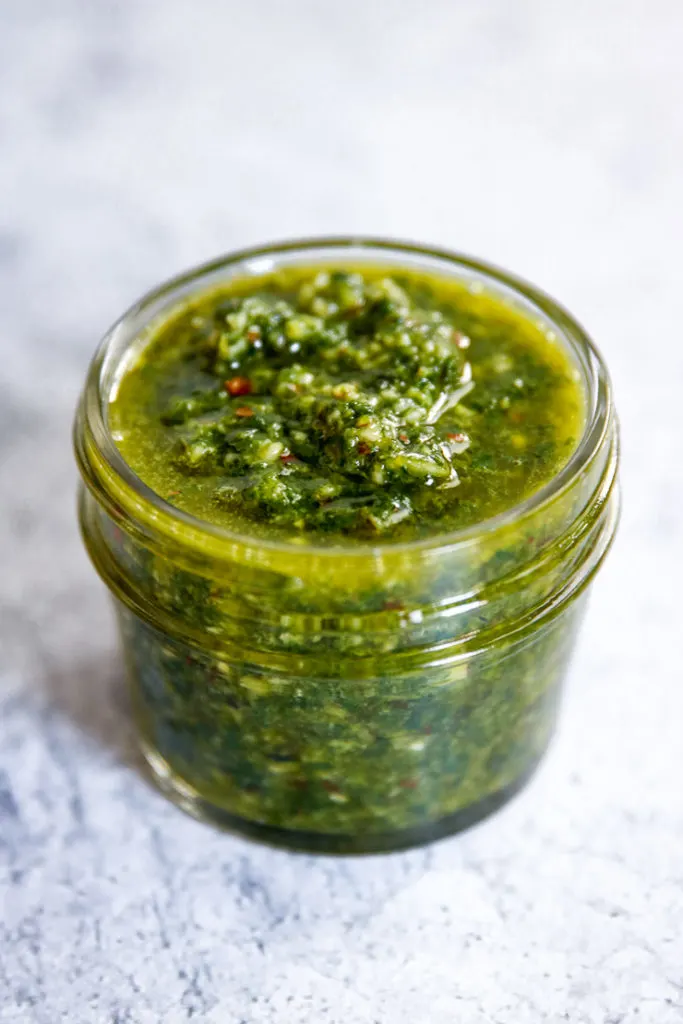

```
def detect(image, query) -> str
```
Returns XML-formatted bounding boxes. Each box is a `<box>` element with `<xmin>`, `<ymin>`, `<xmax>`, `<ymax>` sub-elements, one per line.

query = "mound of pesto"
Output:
<box><xmin>112</xmin><ymin>267</ymin><xmax>583</xmax><ymax>541</ymax></box>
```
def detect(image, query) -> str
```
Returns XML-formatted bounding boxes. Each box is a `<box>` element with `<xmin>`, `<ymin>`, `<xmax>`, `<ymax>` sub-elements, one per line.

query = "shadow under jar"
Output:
<box><xmin>74</xmin><ymin>238</ymin><xmax>619</xmax><ymax>853</ymax></box>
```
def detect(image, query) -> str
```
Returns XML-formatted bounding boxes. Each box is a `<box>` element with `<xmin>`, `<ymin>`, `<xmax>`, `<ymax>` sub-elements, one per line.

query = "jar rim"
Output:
<box><xmin>78</xmin><ymin>236</ymin><xmax>614</xmax><ymax>562</ymax></box>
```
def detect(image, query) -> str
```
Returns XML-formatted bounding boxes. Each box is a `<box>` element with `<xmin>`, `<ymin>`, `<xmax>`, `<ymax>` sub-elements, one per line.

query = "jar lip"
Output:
<box><xmin>81</xmin><ymin>235</ymin><xmax>614</xmax><ymax>560</ymax></box>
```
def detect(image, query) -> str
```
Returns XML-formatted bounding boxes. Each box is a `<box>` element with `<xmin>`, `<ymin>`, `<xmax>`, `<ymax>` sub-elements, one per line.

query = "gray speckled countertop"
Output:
<box><xmin>1</xmin><ymin>2</ymin><xmax>682</xmax><ymax>1022</ymax></box>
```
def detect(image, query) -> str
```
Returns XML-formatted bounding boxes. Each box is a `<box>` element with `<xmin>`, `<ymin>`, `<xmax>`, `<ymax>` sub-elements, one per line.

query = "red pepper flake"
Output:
<box><xmin>383</xmin><ymin>598</ymin><xmax>405</xmax><ymax>611</ymax></box>
<box><xmin>322</xmin><ymin>780</ymin><xmax>341</xmax><ymax>794</ymax></box>
<box><xmin>357</xmin><ymin>442</ymin><xmax>370</xmax><ymax>456</ymax></box>
<box><xmin>280</xmin><ymin>452</ymin><xmax>297</xmax><ymax>463</ymax></box>
<box><xmin>446</xmin><ymin>432</ymin><xmax>466</xmax><ymax>443</ymax></box>
<box><xmin>246</xmin><ymin>326</ymin><xmax>261</xmax><ymax>343</ymax></box>
<box><xmin>235</xmin><ymin>406</ymin><xmax>254</xmax><ymax>418</ymax></box>
<box><xmin>167</xmin><ymin>489</ymin><xmax>181</xmax><ymax>497</ymax></box>
<box><xmin>399</xmin><ymin>433</ymin><xmax>409</xmax><ymax>444</ymax></box>
<box><xmin>224</xmin><ymin>376</ymin><xmax>253</xmax><ymax>397</ymax></box>
<box><xmin>399</xmin><ymin>778</ymin><xmax>418</xmax><ymax>790</ymax></box>
<box><xmin>508</xmin><ymin>410</ymin><xmax>524</xmax><ymax>424</ymax></box>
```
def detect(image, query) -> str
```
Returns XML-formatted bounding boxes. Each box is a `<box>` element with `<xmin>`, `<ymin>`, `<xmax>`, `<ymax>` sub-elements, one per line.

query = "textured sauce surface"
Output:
<box><xmin>111</xmin><ymin>265</ymin><xmax>585</xmax><ymax>543</ymax></box>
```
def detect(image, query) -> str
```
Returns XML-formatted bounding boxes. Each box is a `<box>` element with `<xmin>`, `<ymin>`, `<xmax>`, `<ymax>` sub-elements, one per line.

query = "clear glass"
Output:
<box><xmin>74</xmin><ymin>238</ymin><xmax>619</xmax><ymax>853</ymax></box>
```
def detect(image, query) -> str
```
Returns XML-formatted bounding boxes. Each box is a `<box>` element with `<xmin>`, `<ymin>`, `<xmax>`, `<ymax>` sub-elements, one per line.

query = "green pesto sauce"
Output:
<box><xmin>111</xmin><ymin>266</ymin><xmax>584</xmax><ymax>543</ymax></box>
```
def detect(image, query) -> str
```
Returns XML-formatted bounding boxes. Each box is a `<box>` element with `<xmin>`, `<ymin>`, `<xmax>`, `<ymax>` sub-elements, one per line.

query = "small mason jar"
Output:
<box><xmin>74</xmin><ymin>238</ymin><xmax>619</xmax><ymax>854</ymax></box>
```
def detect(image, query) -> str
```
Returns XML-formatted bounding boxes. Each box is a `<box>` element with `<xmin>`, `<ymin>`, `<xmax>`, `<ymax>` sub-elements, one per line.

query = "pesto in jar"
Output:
<box><xmin>111</xmin><ymin>266</ymin><xmax>584</xmax><ymax>543</ymax></box>
<box><xmin>80</xmin><ymin>256</ymin><xmax>610</xmax><ymax>853</ymax></box>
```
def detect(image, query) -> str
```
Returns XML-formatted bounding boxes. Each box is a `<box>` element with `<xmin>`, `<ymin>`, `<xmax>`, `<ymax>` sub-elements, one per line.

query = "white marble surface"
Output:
<box><xmin>1</xmin><ymin>1</ymin><xmax>682</xmax><ymax>1021</ymax></box>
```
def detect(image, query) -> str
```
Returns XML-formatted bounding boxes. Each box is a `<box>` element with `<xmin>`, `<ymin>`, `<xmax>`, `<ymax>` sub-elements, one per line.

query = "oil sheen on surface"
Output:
<box><xmin>110</xmin><ymin>265</ymin><xmax>584</xmax><ymax>544</ymax></box>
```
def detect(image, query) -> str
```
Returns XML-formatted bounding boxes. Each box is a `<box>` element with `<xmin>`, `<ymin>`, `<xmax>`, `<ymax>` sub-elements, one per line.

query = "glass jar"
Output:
<box><xmin>74</xmin><ymin>238</ymin><xmax>619</xmax><ymax>853</ymax></box>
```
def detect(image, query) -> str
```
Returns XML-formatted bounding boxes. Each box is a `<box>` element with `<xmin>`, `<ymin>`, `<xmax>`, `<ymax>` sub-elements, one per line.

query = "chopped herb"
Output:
<box><xmin>112</xmin><ymin>265</ymin><xmax>583</xmax><ymax>542</ymax></box>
